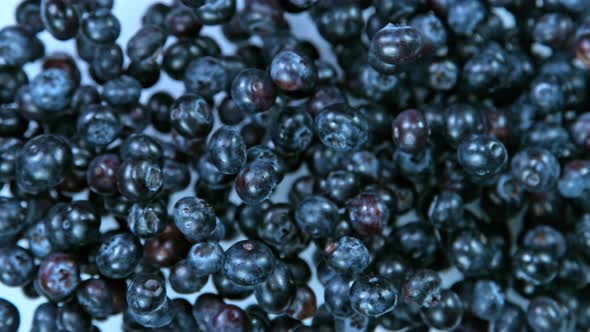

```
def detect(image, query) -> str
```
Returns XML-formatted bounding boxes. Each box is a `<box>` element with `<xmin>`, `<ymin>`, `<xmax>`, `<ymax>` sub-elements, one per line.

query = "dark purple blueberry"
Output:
<box><xmin>346</xmin><ymin>192</ymin><xmax>389</xmax><ymax>236</ymax></box>
<box><xmin>392</xmin><ymin>109</ymin><xmax>429</xmax><ymax>154</ymax></box>
<box><xmin>369</xmin><ymin>24</ymin><xmax>423</xmax><ymax>74</ymax></box>
<box><xmin>87</xmin><ymin>154</ymin><xmax>120</xmax><ymax>196</ymax></box>
<box><xmin>41</xmin><ymin>0</ymin><xmax>80</xmax><ymax>40</ymax></box>
<box><xmin>37</xmin><ymin>252</ymin><xmax>80</xmax><ymax>302</ymax></box>
<box><xmin>270</xmin><ymin>49</ymin><xmax>317</xmax><ymax>95</ymax></box>
<box><xmin>231</xmin><ymin>68</ymin><xmax>277</xmax><ymax>113</ymax></box>
<box><xmin>235</xmin><ymin>160</ymin><xmax>280</xmax><ymax>205</ymax></box>
<box><xmin>166</xmin><ymin>7</ymin><xmax>202</xmax><ymax>38</ymax></box>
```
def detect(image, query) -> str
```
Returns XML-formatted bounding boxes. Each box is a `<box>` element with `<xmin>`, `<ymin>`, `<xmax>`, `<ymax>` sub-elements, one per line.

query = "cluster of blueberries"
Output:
<box><xmin>0</xmin><ymin>0</ymin><xmax>589</xmax><ymax>331</ymax></box>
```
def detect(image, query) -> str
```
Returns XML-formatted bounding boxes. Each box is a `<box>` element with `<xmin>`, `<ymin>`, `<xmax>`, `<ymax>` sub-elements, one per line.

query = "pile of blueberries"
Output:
<box><xmin>1</xmin><ymin>0</ymin><xmax>590</xmax><ymax>331</ymax></box>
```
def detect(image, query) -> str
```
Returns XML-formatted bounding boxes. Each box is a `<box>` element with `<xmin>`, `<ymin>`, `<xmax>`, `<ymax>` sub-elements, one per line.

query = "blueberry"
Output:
<box><xmin>76</xmin><ymin>278</ymin><xmax>114</xmax><ymax>318</ymax></box>
<box><xmin>30</xmin><ymin>69</ymin><xmax>76</xmax><ymax>112</ymax></box>
<box><xmin>126</xmin><ymin>25</ymin><xmax>166</xmax><ymax>63</ymax></box>
<box><xmin>170</xmin><ymin>94</ymin><xmax>213</xmax><ymax>139</ymax></box>
<box><xmin>166</xmin><ymin>7</ymin><xmax>203</xmax><ymax>39</ymax></box>
<box><xmin>31</xmin><ymin>302</ymin><xmax>57</xmax><ymax>332</ymax></box>
<box><xmin>470</xmin><ymin>280</ymin><xmax>505</xmax><ymax>321</ymax></box>
<box><xmin>447</xmin><ymin>0</ymin><xmax>486</xmax><ymax>35</ymax></box>
<box><xmin>80</xmin><ymin>9</ymin><xmax>121</xmax><ymax>45</ymax></box>
<box><xmin>401</xmin><ymin>269</ymin><xmax>442</xmax><ymax>307</ymax></box>
<box><xmin>188</xmin><ymin>241</ymin><xmax>225</xmax><ymax>276</ymax></box>
<box><xmin>489</xmin><ymin>302</ymin><xmax>527</xmax><ymax>332</ymax></box>
<box><xmin>0</xmin><ymin>298</ymin><xmax>19</xmax><ymax>332</ymax></box>
<box><xmin>444</xmin><ymin>103</ymin><xmax>487</xmax><ymax>147</ymax></box>
<box><xmin>420</xmin><ymin>290</ymin><xmax>463</xmax><ymax>330</ymax></box>
<box><xmin>16</xmin><ymin>134</ymin><xmax>72</xmax><ymax>194</ymax></box>
<box><xmin>457</xmin><ymin>135</ymin><xmax>508</xmax><ymax>185</ymax></box>
<box><xmin>127</xmin><ymin>199</ymin><xmax>167</xmax><ymax>238</ymax></box>
<box><xmin>270</xmin><ymin>49</ymin><xmax>318</xmax><ymax>95</ymax></box>
<box><xmin>295</xmin><ymin>195</ymin><xmax>339</xmax><ymax>239</ymax></box>
<box><xmin>222</xmin><ymin>240</ymin><xmax>275</xmax><ymax>287</ymax></box>
<box><xmin>527</xmin><ymin>296</ymin><xmax>574</xmax><ymax>332</ymax></box>
<box><xmin>194</xmin><ymin>0</ymin><xmax>236</xmax><ymax>25</ymax></box>
<box><xmin>272</xmin><ymin>107</ymin><xmax>314</xmax><ymax>154</ymax></box>
<box><xmin>0</xmin><ymin>246</ymin><xmax>34</xmax><ymax>287</ymax></box>
<box><xmin>369</xmin><ymin>24</ymin><xmax>423</xmax><ymax>73</ymax></box>
<box><xmin>235</xmin><ymin>160</ymin><xmax>280</xmax><ymax>205</ymax></box>
<box><xmin>349</xmin><ymin>276</ymin><xmax>398</xmax><ymax>317</ymax></box>
<box><xmin>324</xmin><ymin>236</ymin><xmax>370</xmax><ymax>276</ymax></box>
<box><xmin>44</xmin><ymin>201</ymin><xmax>100</xmax><ymax>249</ymax></box>
<box><xmin>510</xmin><ymin>147</ymin><xmax>560</xmax><ymax>193</ymax></box>
<box><xmin>512</xmin><ymin>248</ymin><xmax>559</xmax><ymax>285</ymax></box>
<box><xmin>208</xmin><ymin>127</ymin><xmax>247</xmax><ymax>175</ymax></box>
<box><xmin>173</xmin><ymin>196</ymin><xmax>217</xmax><ymax>242</ymax></box>
<box><xmin>41</xmin><ymin>0</ymin><xmax>80</xmax><ymax>40</ymax></box>
<box><xmin>95</xmin><ymin>232</ymin><xmax>142</xmax><ymax>279</ymax></box>
<box><xmin>16</xmin><ymin>0</ymin><xmax>44</xmax><ymax>34</ymax></box>
<box><xmin>231</xmin><ymin>68</ymin><xmax>277</xmax><ymax>113</ymax></box>
<box><xmin>324</xmin><ymin>275</ymin><xmax>354</xmax><ymax>318</ymax></box>
<box><xmin>0</xmin><ymin>25</ymin><xmax>42</xmax><ymax>67</ymax></box>
<box><xmin>392</xmin><ymin>109</ymin><xmax>429</xmax><ymax>154</ymax></box>
<box><xmin>184</xmin><ymin>56</ymin><xmax>229</xmax><ymax>100</ymax></box>
<box><xmin>117</xmin><ymin>159</ymin><xmax>163</xmax><ymax>202</ymax></box>
<box><xmin>170</xmin><ymin>259</ymin><xmax>208</xmax><ymax>294</ymax></box>
<box><xmin>37</xmin><ymin>252</ymin><xmax>80</xmax><ymax>302</ymax></box>
<box><xmin>315</xmin><ymin>104</ymin><xmax>369</xmax><ymax>152</ymax></box>
<box><xmin>102</xmin><ymin>75</ymin><xmax>142</xmax><ymax>107</ymax></box>
<box><xmin>254</xmin><ymin>261</ymin><xmax>296</xmax><ymax>314</ymax></box>
<box><xmin>77</xmin><ymin>104</ymin><xmax>121</xmax><ymax>149</ymax></box>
